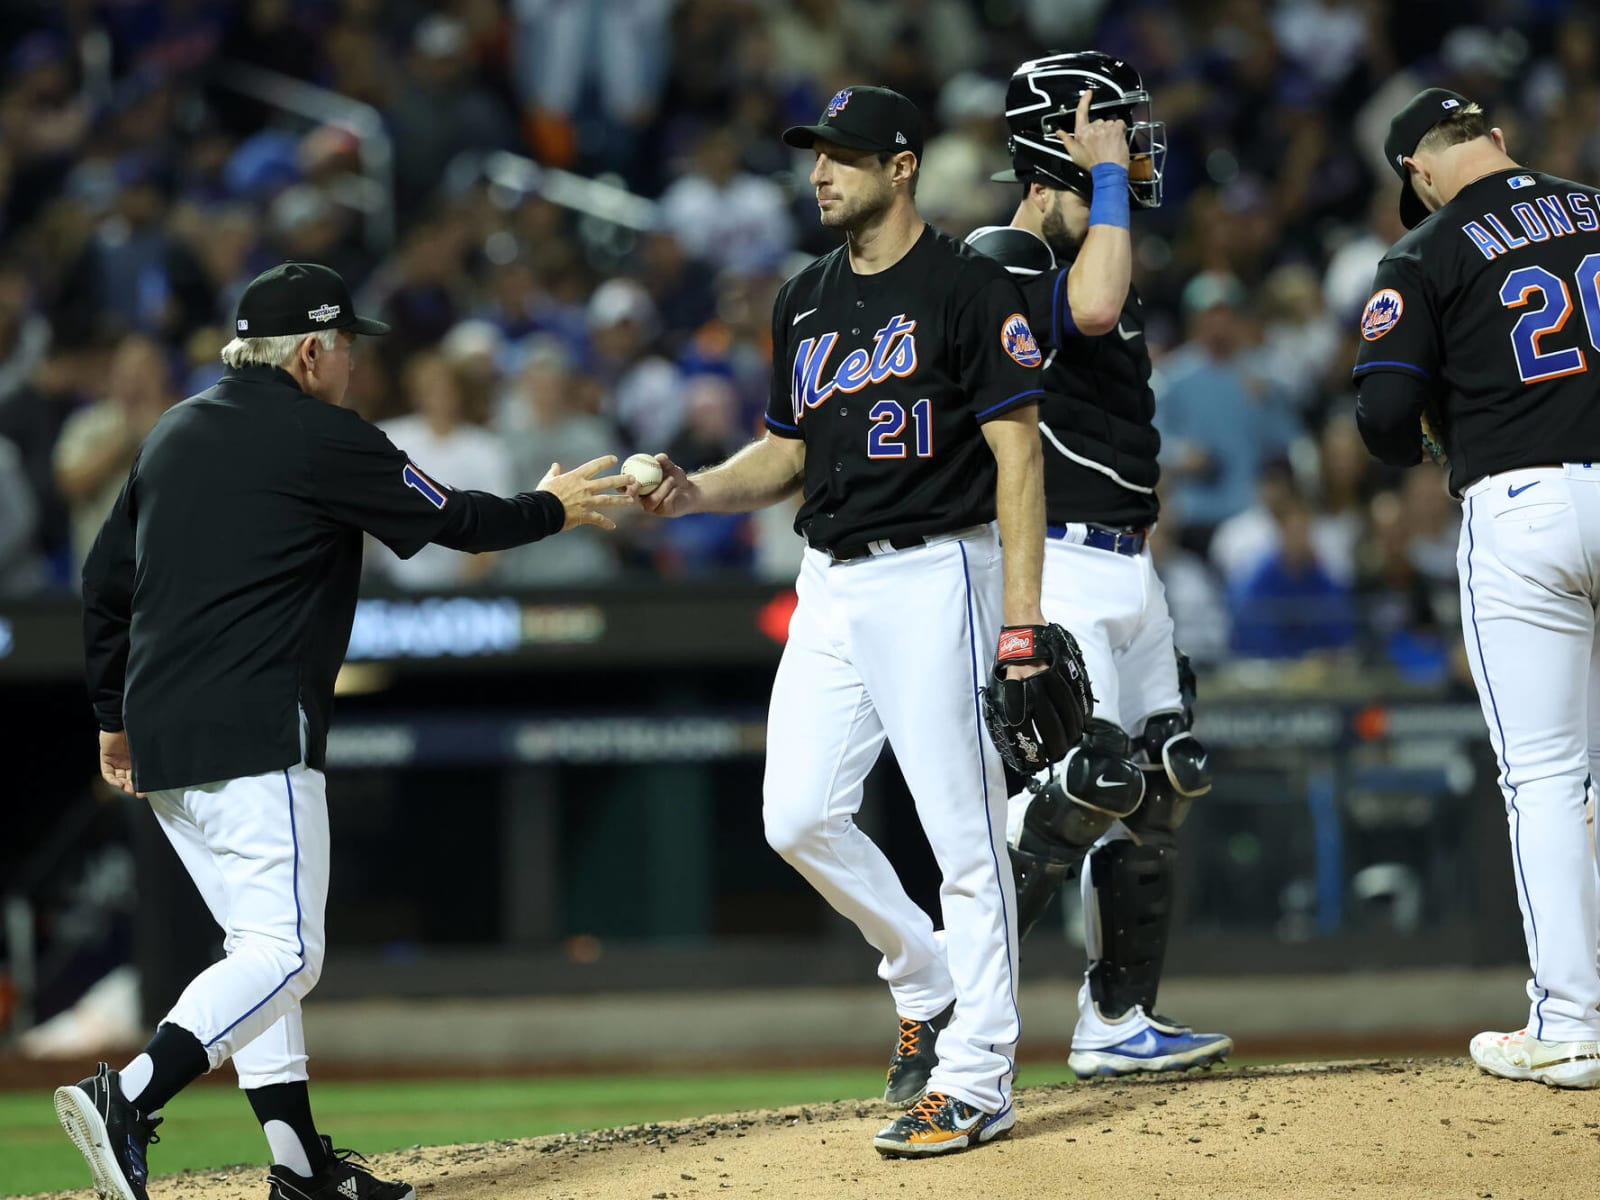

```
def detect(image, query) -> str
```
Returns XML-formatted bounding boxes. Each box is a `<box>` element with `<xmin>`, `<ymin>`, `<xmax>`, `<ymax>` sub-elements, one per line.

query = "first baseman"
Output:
<box><xmin>1354</xmin><ymin>89</ymin><xmax>1600</xmax><ymax>1087</ymax></box>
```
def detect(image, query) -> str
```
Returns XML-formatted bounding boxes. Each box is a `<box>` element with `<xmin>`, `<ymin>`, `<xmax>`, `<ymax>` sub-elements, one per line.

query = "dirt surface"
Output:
<box><xmin>26</xmin><ymin>1059</ymin><xmax>1600</xmax><ymax>1200</ymax></box>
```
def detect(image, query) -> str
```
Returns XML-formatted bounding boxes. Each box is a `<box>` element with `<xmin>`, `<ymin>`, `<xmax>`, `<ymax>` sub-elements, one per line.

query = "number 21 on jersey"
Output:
<box><xmin>1501</xmin><ymin>253</ymin><xmax>1600</xmax><ymax>383</ymax></box>
<box><xmin>868</xmin><ymin>398</ymin><xmax>933</xmax><ymax>459</ymax></box>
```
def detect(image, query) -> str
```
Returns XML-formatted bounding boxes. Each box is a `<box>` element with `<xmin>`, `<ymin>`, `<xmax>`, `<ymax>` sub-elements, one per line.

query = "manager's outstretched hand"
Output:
<box><xmin>537</xmin><ymin>455</ymin><xmax>636</xmax><ymax>531</ymax></box>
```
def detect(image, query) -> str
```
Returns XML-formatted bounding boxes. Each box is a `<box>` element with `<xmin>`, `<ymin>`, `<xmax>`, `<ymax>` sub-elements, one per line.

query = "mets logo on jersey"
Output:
<box><xmin>791</xmin><ymin>314</ymin><xmax>918</xmax><ymax>422</ymax></box>
<box><xmin>1002</xmin><ymin>313</ymin><xmax>1042</xmax><ymax>367</ymax></box>
<box><xmin>826</xmin><ymin>88</ymin><xmax>852</xmax><ymax>118</ymax></box>
<box><xmin>1360</xmin><ymin>289</ymin><xmax>1404</xmax><ymax>340</ymax></box>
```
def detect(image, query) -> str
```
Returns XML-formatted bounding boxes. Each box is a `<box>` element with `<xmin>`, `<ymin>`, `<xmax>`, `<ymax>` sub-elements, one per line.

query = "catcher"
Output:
<box><xmin>967</xmin><ymin>51</ymin><xmax>1232</xmax><ymax>1077</ymax></box>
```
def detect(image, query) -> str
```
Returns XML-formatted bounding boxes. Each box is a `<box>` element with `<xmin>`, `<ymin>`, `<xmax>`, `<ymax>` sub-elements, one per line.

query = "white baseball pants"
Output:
<box><xmin>1459</xmin><ymin>464</ymin><xmax>1600</xmax><ymax>1042</ymax></box>
<box><xmin>763</xmin><ymin>526</ymin><xmax>1020</xmax><ymax>1114</ymax></box>
<box><xmin>147</xmin><ymin>763</ymin><xmax>330</xmax><ymax>1088</ymax></box>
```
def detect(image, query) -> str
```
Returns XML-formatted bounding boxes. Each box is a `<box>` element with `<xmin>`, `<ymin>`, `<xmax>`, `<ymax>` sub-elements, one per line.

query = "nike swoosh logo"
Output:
<box><xmin>793</xmin><ymin>308</ymin><xmax>818</xmax><ymax>326</ymax></box>
<box><xmin>1195</xmin><ymin>756</ymin><xmax>1207</xmax><ymax>770</ymax></box>
<box><xmin>1115</xmin><ymin>321</ymin><xmax>1140</xmax><ymax>342</ymax></box>
<box><xmin>1119</xmin><ymin>1029</ymin><xmax>1161</xmax><ymax>1055</ymax></box>
<box><xmin>1507</xmin><ymin>481</ymin><xmax>1541</xmax><ymax>498</ymax></box>
<box><xmin>1095</xmin><ymin>774</ymin><xmax>1125</xmax><ymax>788</ymax></box>
<box><xmin>948</xmin><ymin>1108</ymin><xmax>984</xmax><ymax>1132</ymax></box>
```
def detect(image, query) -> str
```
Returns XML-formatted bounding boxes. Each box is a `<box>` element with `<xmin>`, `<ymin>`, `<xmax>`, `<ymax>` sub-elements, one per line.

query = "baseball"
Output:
<box><xmin>622</xmin><ymin>452</ymin><xmax>664</xmax><ymax>495</ymax></box>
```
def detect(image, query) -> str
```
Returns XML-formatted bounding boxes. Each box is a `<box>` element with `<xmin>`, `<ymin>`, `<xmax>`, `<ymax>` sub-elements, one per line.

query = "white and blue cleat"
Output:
<box><xmin>1068</xmin><ymin>1015</ymin><xmax>1233</xmax><ymax>1078</ymax></box>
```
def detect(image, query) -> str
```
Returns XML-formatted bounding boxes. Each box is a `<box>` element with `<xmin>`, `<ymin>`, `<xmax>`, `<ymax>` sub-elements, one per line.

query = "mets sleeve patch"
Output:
<box><xmin>1361</xmin><ymin>289</ymin><xmax>1404</xmax><ymax>340</ymax></box>
<box><xmin>1002</xmin><ymin>312</ymin><xmax>1042</xmax><ymax>367</ymax></box>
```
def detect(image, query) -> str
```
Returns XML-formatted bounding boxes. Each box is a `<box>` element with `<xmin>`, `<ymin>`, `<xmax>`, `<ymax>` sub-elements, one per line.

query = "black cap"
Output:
<box><xmin>233</xmin><ymin>262</ymin><xmax>390</xmax><ymax>339</ymax></box>
<box><xmin>782</xmin><ymin>86</ymin><xmax>924</xmax><ymax>161</ymax></box>
<box><xmin>1385</xmin><ymin>88</ymin><xmax>1474</xmax><ymax>229</ymax></box>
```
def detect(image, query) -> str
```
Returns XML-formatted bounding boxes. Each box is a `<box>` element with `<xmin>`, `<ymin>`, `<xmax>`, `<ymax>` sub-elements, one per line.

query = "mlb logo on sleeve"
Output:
<box><xmin>1508</xmin><ymin>175</ymin><xmax>1536</xmax><ymax>189</ymax></box>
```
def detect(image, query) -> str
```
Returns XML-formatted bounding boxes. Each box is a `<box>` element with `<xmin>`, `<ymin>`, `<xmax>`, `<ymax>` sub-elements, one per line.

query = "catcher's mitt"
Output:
<box><xmin>981</xmin><ymin>623</ymin><xmax>1094</xmax><ymax>773</ymax></box>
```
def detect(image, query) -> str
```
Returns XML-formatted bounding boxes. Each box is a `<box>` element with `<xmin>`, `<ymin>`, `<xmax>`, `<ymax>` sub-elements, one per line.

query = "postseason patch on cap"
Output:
<box><xmin>308</xmin><ymin>303</ymin><xmax>341</xmax><ymax>324</ymax></box>
<box><xmin>1001</xmin><ymin>313</ymin><xmax>1042</xmax><ymax>367</ymax></box>
<box><xmin>1361</xmin><ymin>288</ymin><xmax>1404</xmax><ymax>340</ymax></box>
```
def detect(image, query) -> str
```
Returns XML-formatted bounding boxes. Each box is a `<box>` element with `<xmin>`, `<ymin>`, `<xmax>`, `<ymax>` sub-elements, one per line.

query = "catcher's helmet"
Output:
<box><xmin>994</xmin><ymin>51</ymin><xmax>1166</xmax><ymax>208</ymax></box>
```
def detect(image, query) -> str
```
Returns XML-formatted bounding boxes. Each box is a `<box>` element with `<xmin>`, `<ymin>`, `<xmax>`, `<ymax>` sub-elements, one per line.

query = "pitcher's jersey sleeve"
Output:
<box><xmin>765</xmin><ymin>280</ymin><xmax>802</xmax><ymax>438</ymax></box>
<box><xmin>303</xmin><ymin>404</ymin><xmax>455</xmax><ymax>558</ymax></box>
<box><xmin>956</xmin><ymin>276</ymin><xmax>1046</xmax><ymax>422</ymax></box>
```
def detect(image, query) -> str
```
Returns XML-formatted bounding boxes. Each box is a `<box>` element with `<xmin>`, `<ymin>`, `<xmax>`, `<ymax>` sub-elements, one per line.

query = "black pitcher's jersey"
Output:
<box><xmin>968</xmin><ymin>225</ymin><xmax>1160</xmax><ymax>528</ymax></box>
<box><xmin>764</xmin><ymin>224</ymin><xmax>1045</xmax><ymax>553</ymax></box>
<box><xmin>1353</xmin><ymin>169</ymin><xmax>1600</xmax><ymax>492</ymax></box>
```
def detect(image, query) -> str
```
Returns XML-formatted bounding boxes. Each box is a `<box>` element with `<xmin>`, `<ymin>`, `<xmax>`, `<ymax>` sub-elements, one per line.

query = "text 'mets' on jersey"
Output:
<box><xmin>1353</xmin><ymin>169</ymin><xmax>1600</xmax><ymax>492</ymax></box>
<box><xmin>764</xmin><ymin>225</ymin><xmax>1045</xmax><ymax>553</ymax></box>
<box><xmin>969</xmin><ymin>225</ymin><xmax>1160</xmax><ymax>528</ymax></box>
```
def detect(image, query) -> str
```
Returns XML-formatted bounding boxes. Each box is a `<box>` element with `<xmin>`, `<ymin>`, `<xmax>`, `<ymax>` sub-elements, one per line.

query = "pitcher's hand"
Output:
<box><xmin>638</xmin><ymin>454</ymin><xmax>700</xmax><ymax>518</ymax></box>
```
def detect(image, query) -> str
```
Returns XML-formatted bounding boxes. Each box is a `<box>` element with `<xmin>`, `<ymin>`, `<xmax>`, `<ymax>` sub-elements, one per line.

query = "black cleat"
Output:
<box><xmin>268</xmin><ymin>1136</ymin><xmax>415</xmax><ymax>1200</ymax></box>
<box><xmin>53</xmin><ymin>1062</ymin><xmax>162</xmax><ymax>1200</ymax></box>
<box><xmin>883</xmin><ymin>1002</ymin><xmax>955</xmax><ymax>1106</ymax></box>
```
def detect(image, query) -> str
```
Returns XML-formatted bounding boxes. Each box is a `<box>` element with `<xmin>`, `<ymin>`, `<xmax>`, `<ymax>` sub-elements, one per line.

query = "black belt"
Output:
<box><xmin>1047</xmin><ymin>522</ymin><xmax>1148</xmax><ymax>556</ymax></box>
<box><xmin>825</xmin><ymin>532</ymin><xmax>939</xmax><ymax>563</ymax></box>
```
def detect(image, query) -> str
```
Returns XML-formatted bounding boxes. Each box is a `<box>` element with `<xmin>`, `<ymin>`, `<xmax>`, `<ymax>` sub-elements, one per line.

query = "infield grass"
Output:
<box><xmin>0</xmin><ymin>1063</ymin><xmax>1087</xmax><ymax>1196</ymax></box>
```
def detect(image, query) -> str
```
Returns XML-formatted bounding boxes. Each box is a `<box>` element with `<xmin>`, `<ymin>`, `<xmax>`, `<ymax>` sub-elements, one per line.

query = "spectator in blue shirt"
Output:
<box><xmin>1155</xmin><ymin>271</ymin><xmax>1297</xmax><ymax>553</ymax></box>
<box><xmin>1230</xmin><ymin>492</ymin><xmax>1355</xmax><ymax>659</ymax></box>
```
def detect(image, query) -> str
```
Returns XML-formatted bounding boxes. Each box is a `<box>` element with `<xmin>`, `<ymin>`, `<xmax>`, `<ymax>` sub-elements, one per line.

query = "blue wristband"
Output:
<box><xmin>1089</xmin><ymin>163</ymin><xmax>1130</xmax><ymax>229</ymax></box>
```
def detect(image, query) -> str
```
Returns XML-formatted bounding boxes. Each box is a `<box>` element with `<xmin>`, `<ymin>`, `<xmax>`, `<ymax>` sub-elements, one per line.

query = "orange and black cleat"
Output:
<box><xmin>873</xmin><ymin>1091</ymin><xmax>1016</xmax><ymax>1157</ymax></box>
<box><xmin>883</xmin><ymin>1002</ymin><xmax>954</xmax><ymax>1106</ymax></box>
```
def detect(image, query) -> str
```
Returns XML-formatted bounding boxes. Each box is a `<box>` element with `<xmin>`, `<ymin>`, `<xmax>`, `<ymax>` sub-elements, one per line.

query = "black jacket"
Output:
<box><xmin>82</xmin><ymin>364</ymin><xmax>565</xmax><ymax>792</ymax></box>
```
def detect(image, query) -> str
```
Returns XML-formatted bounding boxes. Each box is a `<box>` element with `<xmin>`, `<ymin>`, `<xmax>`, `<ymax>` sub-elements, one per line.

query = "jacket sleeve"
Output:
<box><xmin>430</xmin><ymin>489</ymin><xmax>566</xmax><ymax>551</ymax></box>
<box><xmin>81</xmin><ymin>469</ymin><xmax>137</xmax><ymax>732</ymax></box>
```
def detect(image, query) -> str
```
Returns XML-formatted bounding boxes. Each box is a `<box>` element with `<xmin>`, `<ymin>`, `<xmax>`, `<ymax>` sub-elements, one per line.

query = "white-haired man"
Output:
<box><xmin>54</xmin><ymin>262</ymin><xmax>629</xmax><ymax>1200</ymax></box>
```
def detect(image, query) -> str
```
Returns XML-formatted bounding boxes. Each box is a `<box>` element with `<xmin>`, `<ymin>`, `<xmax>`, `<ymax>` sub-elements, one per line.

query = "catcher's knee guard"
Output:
<box><xmin>1137</xmin><ymin>711</ymin><xmax>1212</xmax><ymax>798</ymax></box>
<box><xmin>1009</xmin><ymin>720</ymin><xmax>1145</xmax><ymax>940</ymax></box>
<box><xmin>1086</xmin><ymin>838</ymin><xmax>1175</xmax><ymax>1019</ymax></box>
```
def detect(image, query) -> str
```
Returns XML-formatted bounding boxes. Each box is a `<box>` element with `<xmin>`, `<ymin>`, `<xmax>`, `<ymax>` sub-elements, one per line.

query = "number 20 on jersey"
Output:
<box><xmin>1501</xmin><ymin>253</ymin><xmax>1600</xmax><ymax>384</ymax></box>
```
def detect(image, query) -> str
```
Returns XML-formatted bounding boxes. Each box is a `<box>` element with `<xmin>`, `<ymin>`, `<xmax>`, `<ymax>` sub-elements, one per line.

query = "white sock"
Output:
<box><xmin>119</xmin><ymin>1054</ymin><xmax>154</xmax><ymax>1105</ymax></box>
<box><xmin>263</xmin><ymin>1119</ymin><xmax>315</xmax><ymax>1177</ymax></box>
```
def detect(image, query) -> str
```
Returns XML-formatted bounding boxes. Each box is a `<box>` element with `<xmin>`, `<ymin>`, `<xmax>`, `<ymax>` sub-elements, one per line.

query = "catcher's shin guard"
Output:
<box><xmin>1086</xmin><ymin>838</ymin><xmax>1175</xmax><ymax>1020</ymax></box>
<box><xmin>1009</xmin><ymin>844</ymin><xmax>1076</xmax><ymax>942</ymax></box>
<box><xmin>1009</xmin><ymin>720</ymin><xmax>1144</xmax><ymax>940</ymax></box>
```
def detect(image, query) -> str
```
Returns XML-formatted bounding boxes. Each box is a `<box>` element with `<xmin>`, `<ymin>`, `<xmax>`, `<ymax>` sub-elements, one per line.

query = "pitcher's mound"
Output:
<box><xmin>30</xmin><ymin>1059</ymin><xmax>1599</xmax><ymax>1199</ymax></box>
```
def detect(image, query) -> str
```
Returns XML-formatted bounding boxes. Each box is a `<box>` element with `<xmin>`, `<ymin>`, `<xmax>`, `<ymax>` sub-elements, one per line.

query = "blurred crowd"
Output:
<box><xmin>1</xmin><ymin>0</ymin><xmax>1596</xmax><ymax>685</ymax></box>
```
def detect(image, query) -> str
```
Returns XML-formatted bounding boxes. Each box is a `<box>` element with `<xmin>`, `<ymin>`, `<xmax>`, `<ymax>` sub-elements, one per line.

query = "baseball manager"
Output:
<box><xmin>54</xmin><ymin>261</ymin><xmax>628</xmax><ymax>1200</ymax></box>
